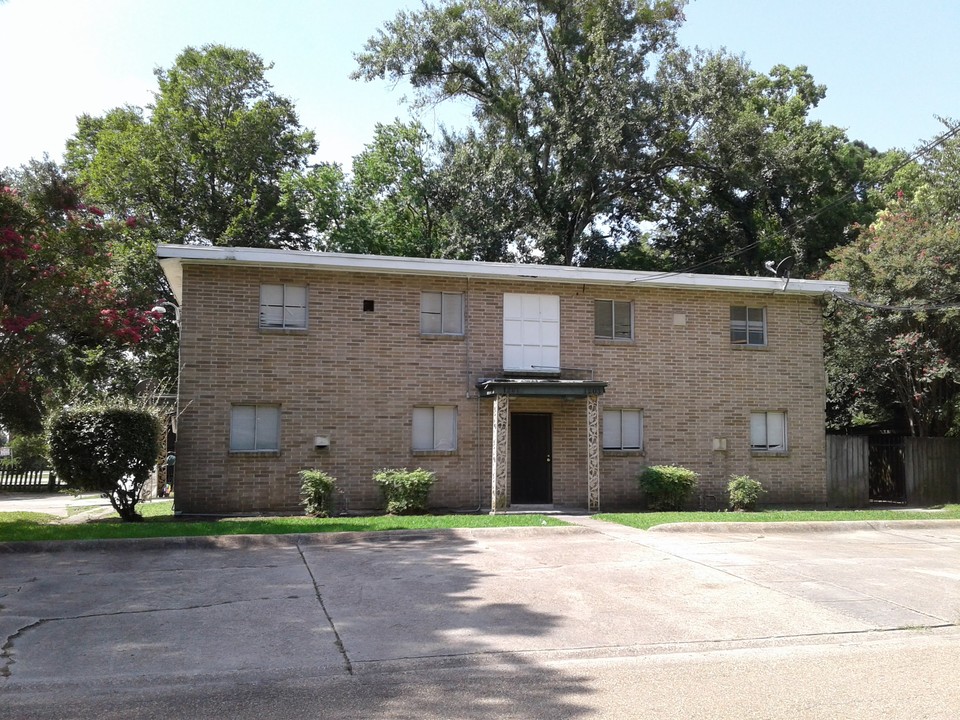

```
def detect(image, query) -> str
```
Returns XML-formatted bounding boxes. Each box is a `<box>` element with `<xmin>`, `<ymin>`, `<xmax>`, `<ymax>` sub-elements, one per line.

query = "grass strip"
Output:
<box><xmin>597</xmin><ymin>505</ymin><xmax>960</xmax><ymax>530</ymax></box>
<box><xmin>0</xmin><ymin>503</ymin><xmax>568</xmax><ymax>543</ymax></box>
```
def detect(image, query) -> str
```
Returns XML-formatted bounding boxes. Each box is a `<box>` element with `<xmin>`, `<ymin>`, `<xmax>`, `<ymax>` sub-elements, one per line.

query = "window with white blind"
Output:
<box><xmin>412</xmin><ymin>406</ymin><xmax>457</xmax><ymax>451</ymax></box>
<box><xmin>230</xmin><ymin>405</ymin><xmax>280</xmax><ymax>452</ymax></box>
<box><xmin>421</xmin><ymin>292</ymin><xmax>464</xmax><ymax>335</ymax></box>
<box><xmin>602</xmin><ymin>409</ymin><xmax>643</xmax><ymax>450</ymax></box>
<box><xmin>260</xmin><ymin>284</ymin><xmax>307</xmax><ymax>329</ymax></box>
<box><xmin>750</xmin><ymin>411</ymin><xmax>787</xmax><ymax>452</ymax></box>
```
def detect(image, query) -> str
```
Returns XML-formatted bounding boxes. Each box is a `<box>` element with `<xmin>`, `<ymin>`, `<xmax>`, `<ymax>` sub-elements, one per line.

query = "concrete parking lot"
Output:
<box><xmin>2</xmin><ymin>518</ymin><xmax>960</xmax><ymax>718</ymax></box>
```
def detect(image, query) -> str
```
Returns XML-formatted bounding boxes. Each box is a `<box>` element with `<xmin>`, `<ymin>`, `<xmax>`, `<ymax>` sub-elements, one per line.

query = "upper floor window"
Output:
<box><xmin>260</xmin><ymin>284</ymin><xmax>307</xmax><ymax>329</ymax></box>
<box><xmin>421</xmin><ymin>292</ymin><xmax>464</xmax><ymax>335</ymax></box>
<box><xmin>503</xmin><ymin>293</ymin><xmax>560</xmax><ymax>372</ymax></box>
<box><xmin>602</xmin><ymin>409</ymin><xmax>643</xmax><ymax>450</ymax></box>
<box><xmin>412</xmin><ymin>405</ymin><xmax>457</xmax><ymax>451</ymax></box>
<box><xmin>751</xmin><ymin>411</ymin><xmax>786</xmax><ymax>453</ymax></box>
<box><xmin>230</xmin><ymin>404</ymin><xmax>280</xmax><ymax>452</ymax></box>
<box><xmin>730</xmin><ymin>306</ymin><xmax>766</xmax><ymax>346</ymax></box>
<box><xmin>595</xmin><ymin>300</ymin><xmax>632</xmax><ymax>340</ymax></box>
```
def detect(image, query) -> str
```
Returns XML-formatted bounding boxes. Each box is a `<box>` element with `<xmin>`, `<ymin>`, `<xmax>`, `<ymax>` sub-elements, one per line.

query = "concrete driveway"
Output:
<box><xmin>2</xmin><ymin>518</ymin><xmax>960</xmax><ymax>718</ymax></box>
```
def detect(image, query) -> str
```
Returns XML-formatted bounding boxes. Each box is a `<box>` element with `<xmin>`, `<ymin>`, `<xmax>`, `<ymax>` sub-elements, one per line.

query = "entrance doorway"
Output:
<box><xmin>510</xmin><ymin>413</ymin><xmax>552</xmax><ymax>504</ymax></box>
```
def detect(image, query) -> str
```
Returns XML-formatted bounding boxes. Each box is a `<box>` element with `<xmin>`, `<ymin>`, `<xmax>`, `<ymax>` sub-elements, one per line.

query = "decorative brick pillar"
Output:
<box><xmin>491</xmin><ymin>393</ymin><xmax>510</xmax><ymax>512</ymax></box>
<box><xmin>586</xmin><ymin>393</ymin><xmax>600</xmax><ymax>511</ymax></box>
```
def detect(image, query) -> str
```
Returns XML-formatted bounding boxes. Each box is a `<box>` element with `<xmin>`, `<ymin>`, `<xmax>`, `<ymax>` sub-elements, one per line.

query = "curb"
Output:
<box><xmin>0</xmin><ymin>524</ymin><xmax>591</xmax><ymax>554</ymax></box>
<box><xmin>647</xmin><ymin>519</ymin><xmax>960</xmax><ymax>533</ymax></box>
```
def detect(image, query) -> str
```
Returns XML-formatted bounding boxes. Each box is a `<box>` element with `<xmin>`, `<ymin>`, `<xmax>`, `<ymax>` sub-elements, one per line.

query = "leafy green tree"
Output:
<box><xmin>908</xmin><ymin>120</ymin><xmax>960</xmax><ymax>221</ymax></box>
<box><xmin>348</xmin><ymin>120</ymin><xmax>448</xmax><ymax>257</ymax></box>
<box><xmin>825</xmin><ymin>208</ymin><xmax>960</xmax><ymax>436</ymax></box>
<box><xmin>280</xmin><ymin>162</ymin><xmax>363</xmax><ymax>251</ymax></box>
<box><xmin>48</xmin><ymin>404</ymin><xmax>164</xmax><ymax>522</ymax></box>
<box><xmin>354</xmin><ymin>0</ymin><xmax>686</xmax><ymax>265</ymax></box>
<box><xmin>66</xmin><ymin>44</ymin><xmax>317</xmax><ymax>248</ymax></box>
<box><xmin>652</xmin><ymin>50</ymin><xmax>889</xmax><ymax>276</ymax></box>
<box><xmin>0</xmin><ymin>167</ymin><xmax>160</xmax><ymax>434</ymax></box>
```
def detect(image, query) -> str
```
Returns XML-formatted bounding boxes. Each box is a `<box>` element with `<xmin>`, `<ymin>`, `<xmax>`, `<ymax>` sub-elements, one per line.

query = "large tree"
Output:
<box><xmin>825</xmin><ymin>208</ymin><xmax>960</xmax><ymax>436</ymax></box>
<box><xmin>354</xmin><ymin>0</ymin><xmax>686</xmax><ymax>265</ymax></box>
<box><xmin>66</xmin><ymin>45</ymin><xmax>317</xmax><ymax>248</ymax></box>
<box><xmin>651</xmin><ymin>49</ymin><xmax>892</xmax><ymax>276</ymax></box>
<box><xmin>0</xmin><ymin>165</ymin><xmax>160</xmax><ymax>434</ymax></box>
<box><xmin>824</xmin><ymin>127</ymin><xmax>960</xmax><ymax>436</ymax></box>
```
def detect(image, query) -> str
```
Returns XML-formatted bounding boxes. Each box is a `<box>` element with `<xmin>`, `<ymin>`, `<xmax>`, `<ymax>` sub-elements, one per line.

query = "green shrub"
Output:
<box><xmin>374</xmin><ymin>467</ymin><xmax>435</xmax><ymax>515</ymax></box>
<box><xmin>727</xmin><ymin>474</ymin><xmax>765</xmax><ymax>511</ymax></box>
<box><xmin>2</xmin><ymin>434</ymin><xmax>49</xmax><ymax>470</ymax></box>
<box><xmin>48</xmin><ymin>404</ymin><xmax>164</xmax><ymax>522</ymax></box>
<box><xmin>637</xmin><ymin>465</ymin><xmax>699</xmax><ymax>511</ymax></box>
<box><xmin>300</xmin><ymin>469</ymin><xmax>337</xmax><ymax>517</ymax></box>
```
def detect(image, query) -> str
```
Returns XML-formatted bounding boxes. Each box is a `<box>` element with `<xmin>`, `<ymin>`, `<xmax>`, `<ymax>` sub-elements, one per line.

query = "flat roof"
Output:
<box><xmin>157</xmin><ymin>244</ymin><xmax>849</xmax><ymax>302</ymax></box>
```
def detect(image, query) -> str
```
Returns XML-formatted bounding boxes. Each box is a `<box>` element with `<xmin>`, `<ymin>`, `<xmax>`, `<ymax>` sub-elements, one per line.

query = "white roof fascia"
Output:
<box><xmin>156</xmin><ymin>244</ymin><xmax>850</xmax><ymax>298</ymax></box>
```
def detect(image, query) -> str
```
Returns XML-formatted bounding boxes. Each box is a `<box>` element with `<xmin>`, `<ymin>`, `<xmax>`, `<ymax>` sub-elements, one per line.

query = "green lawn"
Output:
<box><xmin>597</xmin><ymin>505</ymin><xmax>960</xmax><ymax>530</ymax></box>
<box><xmin>5</xmin><ymin>500</ymin><xmax>959</xmax><ymax>543</ymax></box>
<box><xmin>0</xmin><ymin>500</ymin><xmax>568</xmax><ymax>542</ymax></box>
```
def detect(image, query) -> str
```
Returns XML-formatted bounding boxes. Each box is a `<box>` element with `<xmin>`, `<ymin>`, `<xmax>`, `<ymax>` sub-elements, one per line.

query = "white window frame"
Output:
<box><xmin>420</xmin><ymin>292</ymin><xmax>464</xmax><ymax>336</ymax></box>
<box><xmin>602</xmin><ymin>409</ymin><xmax>643</xmax><ymax>450</ymax></box>
<box><xmin>595</xmin><ymin>300</ymin><xmax>633</xmax><ymax>340</ymax></box>
<box><xmin>730</xmin><ymin>306</ymin><xmax>766</xmax><ymax>346</ymax></box>
<box><xmin>260</xmin><ymin>284</ymin><xmax>307</xmax><ymax>329</ymax></box>
<box><xmin>412</xmin><ymin>405</ymin><xmax>457</xmax><ymax>451</ymax></box>
<box><xmin>750</xmin><ymin>411</ymin><xmax>787</xmax><ymax>453</ymax></box>
<box><xmin>230</xmin><ymin>405</ymin><xmax>280</xmax><ymax>452</ymax></box>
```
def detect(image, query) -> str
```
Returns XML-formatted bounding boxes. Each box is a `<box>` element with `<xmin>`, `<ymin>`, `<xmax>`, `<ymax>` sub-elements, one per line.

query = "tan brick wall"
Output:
<box><xmin>174</xmin><ymin>263</ymin><xmax>827</xmax><ymax>514</ymax></box>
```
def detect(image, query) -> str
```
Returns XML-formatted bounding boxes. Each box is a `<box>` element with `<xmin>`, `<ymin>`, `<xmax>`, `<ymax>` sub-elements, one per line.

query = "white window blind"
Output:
<box><xmin>230</xmin><ymin>405</ymin><xmax>280</xmax><ymax>451</ymax></box>
<box><xmin>413</xmin><ymin>406</ymin><xmax>457</xmax><ymax>451</ymax></box>
<box><xmin>603</xmin><ymin>409</ymin><xmax>643</xmax><ymax>450</ymax></box>
<box><xmin>260</xmin><ymin>284</ymin><xmax>307</xmax><ymax>329</ymax></box>
<box><xmin>750</xmin><ymin>412</ymin><xmax>786</xmax><ymax>452</ymax></box>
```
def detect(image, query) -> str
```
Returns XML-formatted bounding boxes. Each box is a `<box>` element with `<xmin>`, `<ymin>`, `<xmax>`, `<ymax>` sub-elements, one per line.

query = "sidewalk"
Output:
<box><xmin>0</xmin><ymin>491</ymin><xmax>114</xmax><ymax>517</ymax></box>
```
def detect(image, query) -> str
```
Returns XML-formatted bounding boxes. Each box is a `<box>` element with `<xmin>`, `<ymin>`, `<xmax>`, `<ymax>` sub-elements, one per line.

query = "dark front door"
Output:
<box><xmin>511</xmin><ymin>413</ymin><xmax>552</xmax><ymax>504</ymax></box>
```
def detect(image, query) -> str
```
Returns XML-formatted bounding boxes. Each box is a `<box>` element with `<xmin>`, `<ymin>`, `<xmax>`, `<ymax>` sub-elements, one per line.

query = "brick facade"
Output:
<box><xmin>169</xmin><ymin>253</ymin><xmax>831</xmax><ymax>514</ymax></box>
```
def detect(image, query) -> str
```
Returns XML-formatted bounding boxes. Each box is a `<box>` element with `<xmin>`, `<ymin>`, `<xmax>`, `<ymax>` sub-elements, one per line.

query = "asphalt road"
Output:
<box><xmin>2</xmin><ymin>517</ymin><xmax>960</xmax><ymax>719</ymax></box>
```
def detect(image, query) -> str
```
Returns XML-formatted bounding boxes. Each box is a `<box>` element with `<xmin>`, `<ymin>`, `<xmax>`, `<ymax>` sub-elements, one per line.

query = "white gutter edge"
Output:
<box><xmin>156</xmin><ymin>244</ymin><xmax>850</xmax><ymax>296</ymax></box>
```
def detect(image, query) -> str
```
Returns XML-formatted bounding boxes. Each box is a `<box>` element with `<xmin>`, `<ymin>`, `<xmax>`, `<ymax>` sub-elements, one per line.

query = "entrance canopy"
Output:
<box><xmin>476</xmin><ymin>378</ymin><xmax>607</xmax><ymax>399</ymax></box>
<box><xmin>478</xmin><ymin>377</ymin><xmax>606</xmax><ymax>512</ymax></box>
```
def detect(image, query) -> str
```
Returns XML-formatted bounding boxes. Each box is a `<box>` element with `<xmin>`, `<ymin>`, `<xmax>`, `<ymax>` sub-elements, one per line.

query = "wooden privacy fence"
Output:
<box><xmin>0</xmin><ymin>467</ymin><xmax>60</xmax><ymax>491</ymax></box>
<box><xmin>827</xmin><ymin>435</ymin><xmax>960</xmax><ymax>507</ymax></box>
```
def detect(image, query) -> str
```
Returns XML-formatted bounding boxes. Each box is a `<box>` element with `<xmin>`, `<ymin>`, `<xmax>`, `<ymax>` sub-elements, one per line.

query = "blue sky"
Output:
<box><xmin>1</xmin><ymin>0</ymin><xmax>956</xmax><ymax>173</ymax></box>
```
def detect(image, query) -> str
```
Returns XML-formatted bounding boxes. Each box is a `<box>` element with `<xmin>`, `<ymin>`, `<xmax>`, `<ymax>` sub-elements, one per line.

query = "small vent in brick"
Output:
<box><xmin>363</xmin><ymin>300</ymin><xmax>374</xmax><ymax>312</ymax></box>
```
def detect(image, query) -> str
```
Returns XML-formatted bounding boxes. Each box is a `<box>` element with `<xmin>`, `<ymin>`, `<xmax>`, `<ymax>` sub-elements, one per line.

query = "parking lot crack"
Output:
<box><xmin>297</xmin><ymin>542</ymin><xmax>354</xmax><ymax>675</ymax></box>
<box><xmin>2</xmin><ymin>618</ymin><xmax>44</xmax><ymax>678</ymax></box>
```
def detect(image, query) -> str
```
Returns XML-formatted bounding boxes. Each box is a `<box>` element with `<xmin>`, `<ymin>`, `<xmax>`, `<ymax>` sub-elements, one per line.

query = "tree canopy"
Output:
<box><xmin>825</xmin><ymin>208</ymin><xmax>960</xmax><ymax>436</ymax></box>
<box><xmin>652</xmin><ymin>49</ymin><xmax>894</xmax><ymax>276</ymax></box>
<box><xmin>0</xmin><ymin>165</ymin><xmax>160</xmax><ymax>433</ymax></box>
<box><xmin>65</xmin><ymin>44</ymin><xmax>316</xmax><ymax>248</ymax></box>
<box><xmin>354</xmin><ymin>0</ymin><xmax>687</xmax><ymax>265</ymax></box>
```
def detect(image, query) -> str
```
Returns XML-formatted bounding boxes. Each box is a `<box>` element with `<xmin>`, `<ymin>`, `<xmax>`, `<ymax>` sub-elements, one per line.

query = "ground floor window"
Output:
<box><xmin>602</xmin><ymin>409</ymin><xmax>643</xmax><ymax>450</ymax></box>
<box><xmin>750</xmin><ymin>411</ymin><xmax>786</xmax><ymax>452</ymax></box>
<box><xmin>413</xmin><ymin>405</ymin><xmax>457</xmax><ymax>451</ymax></box>
<box><xmin>230</xmin><ymin>405</ymin><xmax>280</xmax><ymax>452</ymax></box>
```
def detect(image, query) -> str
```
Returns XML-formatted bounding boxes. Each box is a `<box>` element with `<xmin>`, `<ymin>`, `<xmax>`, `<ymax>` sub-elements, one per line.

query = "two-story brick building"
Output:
<box><xmin>157</xmin><ymin>245</ymin><xmax>849</xmax><ymax>515</ymax></box>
